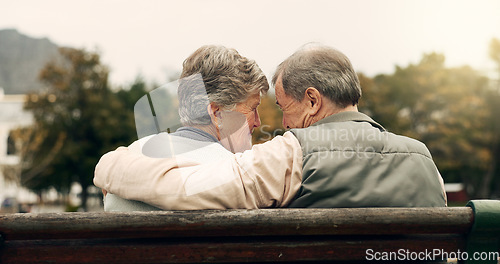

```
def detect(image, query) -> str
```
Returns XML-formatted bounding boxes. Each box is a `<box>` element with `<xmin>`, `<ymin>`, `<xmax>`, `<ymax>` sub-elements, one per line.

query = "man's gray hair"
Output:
<box><xmin>179</xmin><ymin>45</ymin><xmax>269</xmax><ymax>125</ymax></box>
<box><xmin>272</xmin><ymin>43</ymin><xmax>361</xmax><ymax>108</ymax></box>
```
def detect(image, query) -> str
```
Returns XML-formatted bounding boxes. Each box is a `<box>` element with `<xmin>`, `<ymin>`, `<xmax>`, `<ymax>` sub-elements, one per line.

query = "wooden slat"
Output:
<box><xmin>1</xmin><ymin>235</ymin><xmax>465</xmax><ymax>264</ymax></box>
<box><xmin>0</xmin><ymin>208</ymin><xmax>473</xmax><ymax>240</ymax></box>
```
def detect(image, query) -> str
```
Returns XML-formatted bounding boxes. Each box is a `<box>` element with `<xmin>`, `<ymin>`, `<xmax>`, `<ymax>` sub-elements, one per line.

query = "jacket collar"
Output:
<box><xmin>310</xmin><ymin>111</ymin><xmax>386</xmax><ymax>131</ymax></box>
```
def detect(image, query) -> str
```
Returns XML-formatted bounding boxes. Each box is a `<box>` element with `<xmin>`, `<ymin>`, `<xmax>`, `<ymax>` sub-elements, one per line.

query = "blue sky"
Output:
<box><xmin>2</xmin><ymin>0</ymin><xmax>500</xmax><ymax>86</ymax></box>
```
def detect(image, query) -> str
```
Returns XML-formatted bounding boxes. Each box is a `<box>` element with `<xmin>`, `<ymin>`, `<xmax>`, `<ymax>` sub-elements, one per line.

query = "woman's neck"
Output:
<box><xmin>191</xmin><ymin>124</ymin><xmax>219</xmax><ymax>141</ymax></box>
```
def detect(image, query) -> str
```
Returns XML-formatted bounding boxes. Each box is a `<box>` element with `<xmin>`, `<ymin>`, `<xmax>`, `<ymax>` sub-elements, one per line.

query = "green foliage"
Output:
<box><xmin>65</xmin><ymin>203</ymin><xmax>80</xmax><ymax>212</ymax></box>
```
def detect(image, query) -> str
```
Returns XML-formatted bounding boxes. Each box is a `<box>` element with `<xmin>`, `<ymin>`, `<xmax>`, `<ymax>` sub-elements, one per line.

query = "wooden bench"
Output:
<box><xmin>1</xmin><ymin>200</ymin><xmax>499</xmax><ymax>263</ymax></box>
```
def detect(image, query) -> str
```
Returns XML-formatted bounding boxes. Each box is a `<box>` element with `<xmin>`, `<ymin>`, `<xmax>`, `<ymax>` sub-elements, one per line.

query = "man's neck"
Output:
<box><xmin>310</xmin><ymin>104</ymin><xmax>358</xmax><ymax>126</ymax></box>
<box><xmin>329</xmin><ymin>104</ymin><xmax>359</xmax><ymax>115</ymax></box>
<box><xmin>305</xmin><ymin>105</ymin><xmax>358</xmax><ymax>127</ymax></box>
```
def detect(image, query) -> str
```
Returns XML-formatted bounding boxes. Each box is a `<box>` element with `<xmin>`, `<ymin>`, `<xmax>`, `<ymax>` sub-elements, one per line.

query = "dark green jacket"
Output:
<box><xmin>288</xmin><ymin>111</ymin><xmax>446</xmax><ymax>208</ymax></box>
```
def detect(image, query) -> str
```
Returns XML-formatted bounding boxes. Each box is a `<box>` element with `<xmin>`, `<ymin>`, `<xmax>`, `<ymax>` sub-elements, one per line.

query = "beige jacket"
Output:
<box><xmin>94</xmin><ymin>131</ymin><xmax>303</xmax><ymax>210</ymax></box>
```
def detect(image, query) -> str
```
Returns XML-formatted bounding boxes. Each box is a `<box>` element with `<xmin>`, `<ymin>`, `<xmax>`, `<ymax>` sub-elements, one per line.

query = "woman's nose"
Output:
<box><xmin>254</xmin><ymin>110</ymin><xmax>261</xmax><ymax>128</ymax></box>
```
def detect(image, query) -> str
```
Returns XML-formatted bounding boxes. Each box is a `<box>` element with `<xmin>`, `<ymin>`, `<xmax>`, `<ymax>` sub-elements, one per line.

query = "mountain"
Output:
<box><xmin>0</xmin><ymin>29</ymin><xmax>62</xmax><ymax>94</ymax></box>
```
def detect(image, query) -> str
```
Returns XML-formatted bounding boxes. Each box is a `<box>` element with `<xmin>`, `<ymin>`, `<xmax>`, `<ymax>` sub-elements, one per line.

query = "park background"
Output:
<box><xmin>0</xmin><ymin>0</ymin><xmax>499</xmax><ymax>212</ymax></box>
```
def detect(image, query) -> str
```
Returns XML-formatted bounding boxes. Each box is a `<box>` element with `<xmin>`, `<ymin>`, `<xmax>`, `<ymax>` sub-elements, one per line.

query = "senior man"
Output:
<box><xmin>94</xmin><ymin>44</ymin><xmax>446</xmax><ymax>209</ymax></box>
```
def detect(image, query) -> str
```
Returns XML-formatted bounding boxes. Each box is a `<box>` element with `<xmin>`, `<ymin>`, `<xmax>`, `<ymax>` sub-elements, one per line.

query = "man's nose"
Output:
<box><xmin>282</xmin><ymin>117</ymin><xmax>288</xmax><ymax>129</ymax></box>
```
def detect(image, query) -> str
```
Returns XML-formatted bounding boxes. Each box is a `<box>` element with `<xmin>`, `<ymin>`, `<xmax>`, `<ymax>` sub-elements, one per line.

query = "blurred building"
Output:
<box><xmin>0</xmin><ymin>87</ymin><xmax>37</xmax><ymax>212</ymax></box>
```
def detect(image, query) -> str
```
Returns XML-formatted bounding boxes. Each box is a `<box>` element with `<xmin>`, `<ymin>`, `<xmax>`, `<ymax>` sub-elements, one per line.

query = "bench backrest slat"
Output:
<box><xmin>0</xmin><ymin>208</ymin><xmax>473</xmax><ymax>240</ymax></box>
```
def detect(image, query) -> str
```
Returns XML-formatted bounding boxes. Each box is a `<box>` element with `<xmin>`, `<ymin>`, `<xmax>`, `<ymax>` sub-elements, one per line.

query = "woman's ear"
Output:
<box><xmin>207</xmin><ymin>103</ymin><xmax>221</xmax><ymax>124</ymax></box>
<box><xmin>304</xmin><ymin>87</ymin><xmax>322</xmax><ymax>115</ymax></box>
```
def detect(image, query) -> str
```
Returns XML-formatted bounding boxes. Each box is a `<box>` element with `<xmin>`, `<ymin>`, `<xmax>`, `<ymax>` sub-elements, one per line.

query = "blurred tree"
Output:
<box><xmin>116</xmin><ymin>76</ymin><xmax>149</xmax><ymax>113</ymax></box>
<box><xmin>252</xmin><ymin>94</ymin><xmax>284</xmax><ymax>144</ymax></box>
<box><xmin>490</xmin><ymin>38</ymin><xmax>500</xmax><ymax>70</ymax></box>
<box><xmin>360</xmin><ymin>53</ymin><xmax>492</xmax><ymax>198</ymax></box>
<box><xmin>18</xmin><ymin>47</ymin><xmax>136</xmax><ymax>210</ymax></box>
<box><xmin>115</xmin><ymin>75</ymin><xmax>150</xmax><ymax>140</ymax></box>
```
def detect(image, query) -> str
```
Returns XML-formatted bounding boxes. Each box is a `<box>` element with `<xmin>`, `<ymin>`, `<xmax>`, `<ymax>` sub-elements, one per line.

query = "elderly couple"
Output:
<box><xmin>94</xmin><ymin>43</ymin><xmax>447</xmax><ymax>211</ymax></box>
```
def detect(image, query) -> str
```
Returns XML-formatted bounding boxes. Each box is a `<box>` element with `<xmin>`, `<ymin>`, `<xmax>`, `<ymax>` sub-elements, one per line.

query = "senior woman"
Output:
<box><xmin>103</xmin><ymin>45</ymin><xmax>269</xmax><ymax>211</ymax></box>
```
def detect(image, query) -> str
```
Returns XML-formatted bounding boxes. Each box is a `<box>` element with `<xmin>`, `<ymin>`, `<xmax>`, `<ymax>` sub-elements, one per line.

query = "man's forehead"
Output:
<box><xmin>274</xmin><ymin>79</ymin><xmax>285</xmax><ymax>100</ymax></box>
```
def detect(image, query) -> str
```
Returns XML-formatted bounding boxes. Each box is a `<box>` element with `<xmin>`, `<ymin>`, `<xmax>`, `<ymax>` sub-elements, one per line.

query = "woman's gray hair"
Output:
<box><xmin>179</xmin><ymin>45</ymin><xmax>269</xmax><ymax>125</ymax></box>
<box><xmin>178</xmin><ymin>73</ymin><xmax>211</xmax><ymax>125</ymax></box>
<box><xmin>272</xmin><ymin>43</ymin><xmax>361</xmax><ymax>108</ymax></box>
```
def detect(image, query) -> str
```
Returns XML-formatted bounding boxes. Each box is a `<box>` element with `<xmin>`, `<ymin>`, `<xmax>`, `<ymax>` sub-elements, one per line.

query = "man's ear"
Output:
<box><xmin>304</xmin><ymin>87</ymin><xmax>322</xmax><ymax>115</ymax></box>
